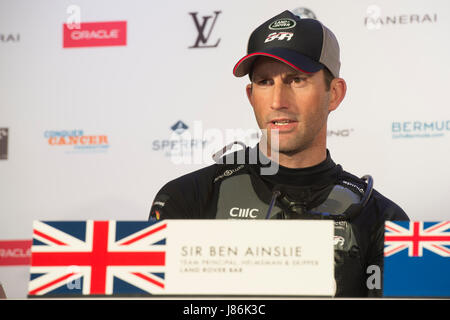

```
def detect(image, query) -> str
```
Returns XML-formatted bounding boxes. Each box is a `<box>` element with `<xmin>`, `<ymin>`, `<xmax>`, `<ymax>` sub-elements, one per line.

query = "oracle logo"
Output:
<box><xmin>0</xmin><ymin>240</ymin><xmax>32</xmax><ymax>266</ymax></box>
<box><xmin>71</xmin><ymin>29</ymin><xmax>119</xmax><ymax>40</ymax></box>
<box><xmin>63</xmin><ymin>21</ymin><xmax>127</xmax><ymax>48</ymax></box>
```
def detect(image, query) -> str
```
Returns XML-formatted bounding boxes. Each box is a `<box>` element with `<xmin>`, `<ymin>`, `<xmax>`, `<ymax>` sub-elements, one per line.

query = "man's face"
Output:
<box><xmin>247</xmin><ymin>57</ymin><xmax>333</xmax><ymax>155</ymax></box>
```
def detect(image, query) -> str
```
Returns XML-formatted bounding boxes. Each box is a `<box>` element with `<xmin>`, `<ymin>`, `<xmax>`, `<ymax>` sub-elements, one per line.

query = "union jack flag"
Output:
<box><xmin>28</xmin><ymin>220</ymin><xmax>167</xmax><ymax>296</ymax></box>
<box><xmin>383</xmin><ymin>221</ymin><xmax>450</xmax><ymax>297</ymax></box>
<box><xmin>384</xmin><ymin>221</ymin><xmax>450</xmax><ymax>257</ymax></box>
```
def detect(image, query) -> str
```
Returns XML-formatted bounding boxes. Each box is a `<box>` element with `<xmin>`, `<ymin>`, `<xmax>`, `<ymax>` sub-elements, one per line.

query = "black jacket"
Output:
<box><xmin>150</xmin><ymin>147</ymin><xmax>409</xmax><ymax>297</ymax></box>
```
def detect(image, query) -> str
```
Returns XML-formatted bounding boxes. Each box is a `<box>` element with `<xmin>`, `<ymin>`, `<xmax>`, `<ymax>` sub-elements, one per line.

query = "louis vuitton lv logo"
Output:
<box><xmin>188</xmin><ymin>11</ymin><xmax>222</xmax><ymax>48</ymax></box>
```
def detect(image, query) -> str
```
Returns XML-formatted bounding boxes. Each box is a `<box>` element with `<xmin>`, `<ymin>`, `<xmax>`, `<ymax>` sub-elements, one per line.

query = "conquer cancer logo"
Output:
<box><xmin>44</xmin><ymin>130</ymin><xmax>109</xmax><ymax>152</ymax></box>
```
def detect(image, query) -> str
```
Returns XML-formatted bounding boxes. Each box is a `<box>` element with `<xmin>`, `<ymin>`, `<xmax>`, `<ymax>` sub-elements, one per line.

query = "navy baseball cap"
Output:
<box><xmin>233</xmin><ymin>10</ymin><xmax>341</xmax><ymax>78</ymax></box>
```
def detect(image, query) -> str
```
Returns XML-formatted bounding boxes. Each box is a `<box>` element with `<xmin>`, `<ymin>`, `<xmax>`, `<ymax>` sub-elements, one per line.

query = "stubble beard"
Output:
<box><xmin>260</xmin><ymin>120</ymin><xmax>326</xmax><ymax>160</ymax></box>
<box><xmin>260</xmin><ymin>128</ymin><xmax>310</xmax><ymax>158</ymax></box>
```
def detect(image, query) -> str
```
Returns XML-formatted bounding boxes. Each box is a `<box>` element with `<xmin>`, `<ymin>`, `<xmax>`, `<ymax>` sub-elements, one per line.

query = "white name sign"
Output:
<box><xmin>164</xmin><ymin>220</ymin><xmax>334</xmax><ymax>296</ymax></box>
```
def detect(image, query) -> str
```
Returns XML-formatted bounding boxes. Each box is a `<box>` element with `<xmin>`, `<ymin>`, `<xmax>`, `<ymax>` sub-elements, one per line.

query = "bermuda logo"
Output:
<box><xmin>269</xmin><ymin>18</ymin><xmax>296</xmax><ymax>30</ymax></box>
<box><xmin>392</xmin><ymin>120</ymin><xmax>449</xmax><ymax>139</ymax></box>
<box><xmin>188</xmin><ymin>11</ymin><xmax>222</xmax><ymax>48</ymax></box>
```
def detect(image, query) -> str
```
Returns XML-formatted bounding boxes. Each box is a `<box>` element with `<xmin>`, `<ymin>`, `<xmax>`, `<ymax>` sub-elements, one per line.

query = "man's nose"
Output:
<box><xmin>271</xmin><ymin>81</ymin><xmax>290</xmax><ymax>110</ymax></box>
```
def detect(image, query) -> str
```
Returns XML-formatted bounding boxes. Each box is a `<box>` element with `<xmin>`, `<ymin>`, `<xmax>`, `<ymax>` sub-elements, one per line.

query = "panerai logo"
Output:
<box><xmin>0</xmin><ymin>33</ymin><xmax>20</xmax><ymax>43</ymax></box>
<box><xmin>229</xmin><ymin>207</ymin><xmax>260</xmax><ymax>218</ymax></box>
<box><xmin>364</xmin><ymin>6</ymin><xmax>437</xmax><ymax>30</ymax></box>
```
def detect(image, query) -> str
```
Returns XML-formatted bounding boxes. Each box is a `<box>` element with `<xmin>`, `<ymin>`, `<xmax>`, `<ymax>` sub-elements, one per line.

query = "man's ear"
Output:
<box><xmin>328</xmin><ymin>78</ymin><xmax>347</xmax><ymax>112</ymax></box>
<box><xmin>246</xmin><ymin>83</ymin><xmax>253</xmax><ymax>107</ymax></box>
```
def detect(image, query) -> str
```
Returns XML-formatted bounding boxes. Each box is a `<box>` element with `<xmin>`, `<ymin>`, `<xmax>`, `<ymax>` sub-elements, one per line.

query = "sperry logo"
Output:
<box><xmin>264</xmin><ymin>32</ymin><xmax>294</xmax><ymax>43</ymax></box>
<box><xmin>229</xmin><ymin>207</ymin><xmax>259</xmax><ymax>219</ymax></box>
<box><xmin>188</xmin><ymin>11</ymin><xmax>222</xmax><ymax>48</ymax></box>
<box><xmin>171</xmin><ymin>120</ymin><xmax>189</xmax><ymax>135</ymax></box>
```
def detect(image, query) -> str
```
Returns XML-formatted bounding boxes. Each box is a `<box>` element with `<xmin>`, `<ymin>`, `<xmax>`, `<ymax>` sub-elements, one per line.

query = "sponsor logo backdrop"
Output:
<box><xmin>0</xmin><ymin>0</ymin><xmax>449</xmax><ymax>297</ymax></box>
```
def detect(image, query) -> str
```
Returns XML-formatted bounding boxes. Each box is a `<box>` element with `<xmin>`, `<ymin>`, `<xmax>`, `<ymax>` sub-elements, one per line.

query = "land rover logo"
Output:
<box><xmin>269</xmin><ymin>18</ymin><xmax>296</xmax><ymax>30</ymax></box>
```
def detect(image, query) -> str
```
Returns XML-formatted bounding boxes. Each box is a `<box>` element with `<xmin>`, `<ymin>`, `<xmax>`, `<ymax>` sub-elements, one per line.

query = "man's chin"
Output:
<box><xmin>261</xmin><ymin>141</ymin><xmax>305</xmax><ymax>155</ymax></box>
<box><xmin>277</xmin><ymin>147</ymin><xmax>304</xmax><ymax>156</ymax></box>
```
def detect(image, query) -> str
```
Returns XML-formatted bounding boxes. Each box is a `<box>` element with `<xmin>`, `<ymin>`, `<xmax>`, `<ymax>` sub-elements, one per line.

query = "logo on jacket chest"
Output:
<box><xmin>229</xmin><ymin>207</ymin><xmax>260</xmax><ymax>219</ymax></box>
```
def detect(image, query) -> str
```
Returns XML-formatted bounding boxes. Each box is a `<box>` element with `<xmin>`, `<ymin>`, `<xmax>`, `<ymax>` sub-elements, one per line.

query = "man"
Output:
<box><xmin>0</xmin><ymin>282</ymin><xmax>6</xmax><ymax>299</ymax></box>
<box><xmin>149</xmin><ymin>10</ymin><xmax>408</xmax><ymax>297</ymax></box>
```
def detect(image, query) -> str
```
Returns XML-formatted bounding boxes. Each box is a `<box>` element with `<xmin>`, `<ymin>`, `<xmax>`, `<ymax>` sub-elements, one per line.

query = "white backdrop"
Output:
<box><xmin>1</xmin><ymin>0</ymin><xmax>449</xmax><ymax>298</ymax></box>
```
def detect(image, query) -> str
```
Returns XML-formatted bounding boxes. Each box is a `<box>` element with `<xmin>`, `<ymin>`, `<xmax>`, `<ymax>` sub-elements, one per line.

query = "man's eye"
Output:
<box><xmin>290</xmin><ymin>77</ymin><xmax>307</xmax><ymax>87</ymax></box>
<box><xmin>292</xmin><ymin>77</ymin><xmax>306</xmax><ymax>83</ymax></box>
<box><xmin>257</xmin><ymin>79</ymin><xmax>271</xmax><ymax>85</ymax></box>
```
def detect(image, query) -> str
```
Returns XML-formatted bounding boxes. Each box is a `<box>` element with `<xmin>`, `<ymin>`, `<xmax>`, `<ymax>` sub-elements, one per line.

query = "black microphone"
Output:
<box><xmin>265</xmin><ymin>186</ymin><xmax>282</xmax><ymax>219</ymax></box>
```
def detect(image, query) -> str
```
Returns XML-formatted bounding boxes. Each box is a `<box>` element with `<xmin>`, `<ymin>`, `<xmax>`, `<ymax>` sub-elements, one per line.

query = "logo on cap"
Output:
<box><xmin>264</xmin><ymin>32</ymin><xmax>294</xmax><ymax>43</ymax></box>
<box><xmin>268</xmin><ymin>18</ymin><xmax>296</xmax><ymax>30</ymax></box>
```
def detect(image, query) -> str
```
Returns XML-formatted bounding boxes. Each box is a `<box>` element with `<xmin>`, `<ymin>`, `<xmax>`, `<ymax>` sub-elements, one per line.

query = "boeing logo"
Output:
<box><xmin>229</xmin><ymin>207</ymin><xmax>259</xmax><ymax>219</ymax></box>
